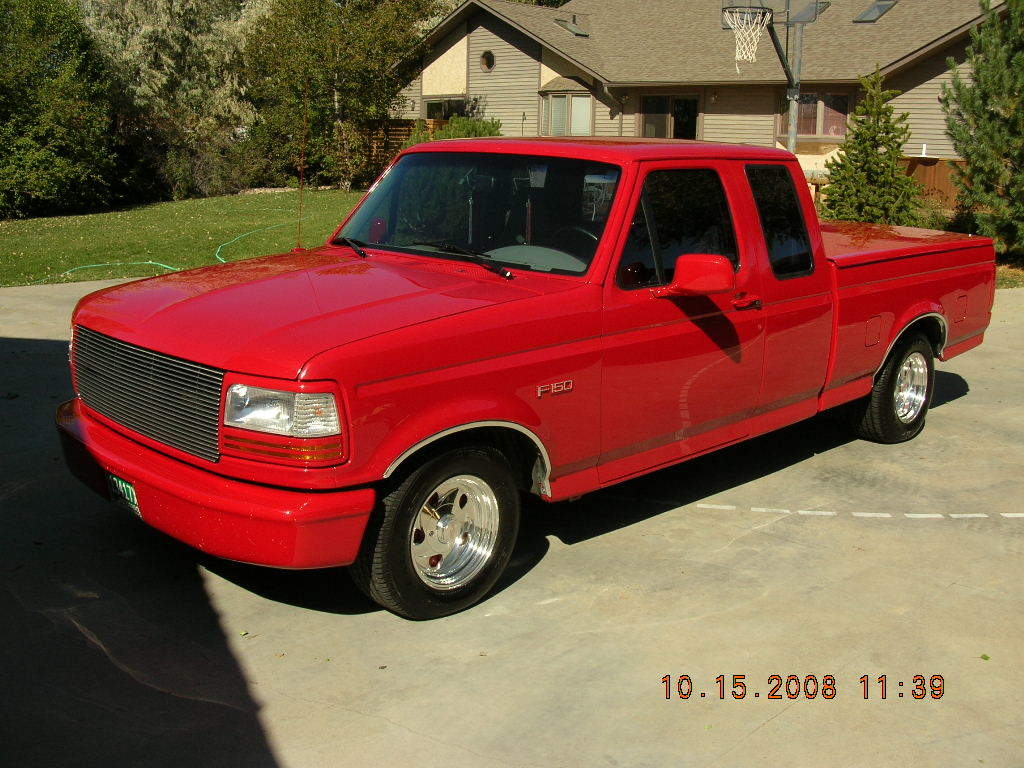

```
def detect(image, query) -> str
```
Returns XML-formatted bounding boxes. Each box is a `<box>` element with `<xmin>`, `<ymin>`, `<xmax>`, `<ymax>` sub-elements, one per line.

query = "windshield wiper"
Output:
<box><xmin>411</xmin><ymin>241</ymin><xmax>514</xmax><ymax>280</ymax></box>
<box><xmin>335</xmin><ymin>236</ymin><xmax>369</xmax><ymax>258</ymax></box>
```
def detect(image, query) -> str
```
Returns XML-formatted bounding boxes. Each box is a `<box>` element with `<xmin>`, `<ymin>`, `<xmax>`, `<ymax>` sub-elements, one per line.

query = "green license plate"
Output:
<box><xmin>108</xmin><ymin>474</ymin><xmax>141</xmax><ymax>517</ymax></box>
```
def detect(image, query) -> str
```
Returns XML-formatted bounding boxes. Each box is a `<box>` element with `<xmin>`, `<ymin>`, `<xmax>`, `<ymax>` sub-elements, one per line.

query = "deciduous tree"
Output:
<box><xmin>0</xmin><ymin>0</ymin><xmax>121</xmax><ymax>217</ymax></box>
<box><xmin>245</xmin><ymin>0</ymin><xmax>440</xmax><ymax>190</ymax></box>
<box><xmin>81</xmin><ymin>0</ymin><xmax>255</xmax><ymax>198</ymax></box>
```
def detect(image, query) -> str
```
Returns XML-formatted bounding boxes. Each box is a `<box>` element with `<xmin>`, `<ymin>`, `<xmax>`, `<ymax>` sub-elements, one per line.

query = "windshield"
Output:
<box><xmin>339</xmin><ymin>152</ymin><xmax>622</xmax><ymax>275</ymax></box>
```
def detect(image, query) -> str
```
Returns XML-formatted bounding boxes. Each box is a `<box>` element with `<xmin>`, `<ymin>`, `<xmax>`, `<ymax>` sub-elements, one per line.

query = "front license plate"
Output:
<box><xmin>108</xmin><ymin>474</ymin><xmax>141</xmax><ymax>517</ymax></box>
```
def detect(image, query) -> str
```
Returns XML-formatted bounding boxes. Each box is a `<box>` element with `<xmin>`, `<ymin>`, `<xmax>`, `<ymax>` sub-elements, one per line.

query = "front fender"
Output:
<box><xmin>370</xmin><ymin>394</ymin><xmax>552</xmax><ymax>491</ymax></box>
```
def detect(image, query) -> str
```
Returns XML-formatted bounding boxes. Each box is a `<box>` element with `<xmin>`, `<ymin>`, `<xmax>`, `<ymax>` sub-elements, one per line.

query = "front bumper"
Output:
<box><xmin>56</xmin><ymin>398</ymin><xmax>375</xmax><ymax>568</ymax></box>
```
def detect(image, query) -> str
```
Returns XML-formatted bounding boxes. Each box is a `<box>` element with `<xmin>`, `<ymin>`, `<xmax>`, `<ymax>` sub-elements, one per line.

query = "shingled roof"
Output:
<box><xmin>431</xmin><ymin>0</ymin><xmax>997</xmax><ymax>85</ymax></box>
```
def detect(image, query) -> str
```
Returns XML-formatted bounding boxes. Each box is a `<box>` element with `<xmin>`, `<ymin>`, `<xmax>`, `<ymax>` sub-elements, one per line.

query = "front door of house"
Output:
<box><xmin>672</xmin><ymin>97</ymin><xmax>699</xmax><ymax>139</ymax></box>
<box><xmin>641</xmin><ymin>96</ymin><xmax>700</xmax><ymax>140</ymax></box>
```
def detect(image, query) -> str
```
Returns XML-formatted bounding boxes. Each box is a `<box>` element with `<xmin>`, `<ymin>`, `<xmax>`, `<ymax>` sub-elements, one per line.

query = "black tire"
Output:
<box><xmin>350</xmin><ymin>447</ymin><xmax>521</xmax><ymax>620</ymax></box>
<box><xmin>851</xmin><ymin>333</ymin><xmax>935</xmax><ymax>444</ymax></box>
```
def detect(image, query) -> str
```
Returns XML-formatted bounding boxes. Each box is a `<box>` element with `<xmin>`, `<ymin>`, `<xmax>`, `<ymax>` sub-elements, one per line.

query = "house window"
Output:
<box><xmin>784</xmin><ymin>93</ymin><xmax>849</xmax><ymax>137</ymax></box>
<box><xmin>425</xmin><ymin>99</ymin><xmax>468</xmax><ymax>120</ymax></box>
<box><xmin>547</xmin><ymin>94</ymin><xmax>592</xmax><ymax>136</ymax></box>
<box><xmin>480</xmin><ymin>51</ymin><xmax>495</xmax><ymax>72</ymax></box>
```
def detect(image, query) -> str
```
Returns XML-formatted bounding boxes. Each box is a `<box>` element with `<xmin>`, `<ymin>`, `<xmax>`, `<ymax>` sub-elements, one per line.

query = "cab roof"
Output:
<box><xmin>402</xmin><ymin>136</ymin><xmax>794</xmax><ymax>165</ymax></box>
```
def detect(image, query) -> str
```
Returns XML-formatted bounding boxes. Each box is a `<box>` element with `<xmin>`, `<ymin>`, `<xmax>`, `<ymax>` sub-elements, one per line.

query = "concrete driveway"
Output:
<box><xmin>2</xmin><ymin>280</ymin><xmax>1022</xmax><ymax>768</ymax></box>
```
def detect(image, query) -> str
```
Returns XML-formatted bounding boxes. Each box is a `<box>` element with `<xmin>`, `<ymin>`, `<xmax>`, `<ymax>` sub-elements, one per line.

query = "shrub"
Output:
<box><xmin>402</xmin><ymin>116</ymin><xmax>503</xmax><ymax>149</ymax></box>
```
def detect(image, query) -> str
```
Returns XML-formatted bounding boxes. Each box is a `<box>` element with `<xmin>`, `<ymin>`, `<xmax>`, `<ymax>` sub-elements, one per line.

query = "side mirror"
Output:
<box><xmin>652</xmin><ymin>254</ymin><xmax>736</xmax><ymax>298</ymax></box>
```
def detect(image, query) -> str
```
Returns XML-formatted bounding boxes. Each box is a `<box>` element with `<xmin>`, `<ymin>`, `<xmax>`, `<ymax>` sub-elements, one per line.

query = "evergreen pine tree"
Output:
<box><xmin>820</xmin><ymin>69</ymin><xmax>922</xmax><ymax>226</ymax></box>
<box><xmin>941</xmin><ymin>0</ymin><xmax>1024</xmax><ymax>254</ymax></box>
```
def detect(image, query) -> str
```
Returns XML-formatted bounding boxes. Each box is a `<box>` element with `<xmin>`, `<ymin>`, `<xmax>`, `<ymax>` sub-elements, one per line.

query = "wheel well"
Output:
<box><xmin>876</xmin><ymin>314</ymin><xmax>946</xmax><ymax>380</ymax></box>
<box><xmin>384</xmin><ymin>426</ymin><xmax>548</xmax><ymax>496</ymax></box>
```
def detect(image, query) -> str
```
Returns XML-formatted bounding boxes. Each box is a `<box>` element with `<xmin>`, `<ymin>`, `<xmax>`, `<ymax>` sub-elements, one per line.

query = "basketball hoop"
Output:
<box><xmin>722</xmin><ymin>6</ymin><xmax>773</xmax><ymax>71</ymax></box>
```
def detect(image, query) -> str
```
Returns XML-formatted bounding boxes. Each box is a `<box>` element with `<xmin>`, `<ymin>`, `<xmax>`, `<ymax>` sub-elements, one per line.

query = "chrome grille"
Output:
<box><xmin>73</xmin><ymin>326</ymin><xmax>224</xmax><ymax>462</ymax></box>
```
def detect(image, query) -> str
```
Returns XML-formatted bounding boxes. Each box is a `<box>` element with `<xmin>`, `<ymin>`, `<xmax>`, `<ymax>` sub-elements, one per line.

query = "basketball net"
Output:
<box><xmin>723</xmin><ymin>8</ymin><xmax>772</xmax><ymax>72</ymax></box>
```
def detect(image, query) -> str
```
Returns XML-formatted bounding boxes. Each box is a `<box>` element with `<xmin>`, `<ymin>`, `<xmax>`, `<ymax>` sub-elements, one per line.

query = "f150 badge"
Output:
<box><xmin>537</xmin><ymin>380</ymin><xmax>574</xmax><ymax>398</ymax></box>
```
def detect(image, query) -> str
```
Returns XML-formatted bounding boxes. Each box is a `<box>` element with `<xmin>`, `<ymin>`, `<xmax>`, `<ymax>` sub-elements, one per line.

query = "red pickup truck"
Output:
<box><xmin>58</xmin><ymin>138</ymin><xmax>995</xmax><ymax>619</ymax></box>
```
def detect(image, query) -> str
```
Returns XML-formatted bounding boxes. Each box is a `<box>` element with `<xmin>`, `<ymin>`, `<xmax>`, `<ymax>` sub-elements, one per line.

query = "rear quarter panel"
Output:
<box><xmin>826</xmin><ymin>239</ymin><xmax>995</xmax><ymax>398</ymax></box>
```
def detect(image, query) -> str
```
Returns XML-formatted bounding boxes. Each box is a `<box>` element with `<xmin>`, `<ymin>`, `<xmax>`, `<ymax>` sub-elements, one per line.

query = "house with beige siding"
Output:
<box><xmin>398</xmin><ymin>0</ymin><xmax>999</xmax><ymax>185</ymax></box>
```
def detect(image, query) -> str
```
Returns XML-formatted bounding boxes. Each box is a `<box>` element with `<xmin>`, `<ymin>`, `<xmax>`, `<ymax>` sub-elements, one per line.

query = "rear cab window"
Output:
<box><xmin>617</xmin><ymin>168</ymin><xmax>738</xmax><ymax>290</ymax></box>
<box><xmin>745</xmin><ymin>164</ymin><xmax>814</xmax><ymax>280</ymax></box>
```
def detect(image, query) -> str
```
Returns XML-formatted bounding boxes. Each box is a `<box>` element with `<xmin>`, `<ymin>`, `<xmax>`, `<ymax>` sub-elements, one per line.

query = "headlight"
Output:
<box><xmin>224</xmin><ymin>384</ymin><xmax>341</xmax><ymax>437</ymax></box>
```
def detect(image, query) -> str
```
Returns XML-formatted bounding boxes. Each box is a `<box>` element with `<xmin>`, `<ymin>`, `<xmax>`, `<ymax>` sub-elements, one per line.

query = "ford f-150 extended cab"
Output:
<box><xmin>58</xmin><ymin>138</ymin><xmax>995</xmax><ymax>619</ymax></box>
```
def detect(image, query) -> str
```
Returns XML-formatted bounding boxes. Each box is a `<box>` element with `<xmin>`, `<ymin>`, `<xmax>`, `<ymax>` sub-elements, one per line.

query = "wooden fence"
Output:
<box><xmin>900</xmin><ymin>158</ymin><xmax>966</xmax><ymax>209</ymax></box>
<box><xmin>368</xmin><ymin>119</ymin><xmax>450</xmax><ymax>170</ymax></box>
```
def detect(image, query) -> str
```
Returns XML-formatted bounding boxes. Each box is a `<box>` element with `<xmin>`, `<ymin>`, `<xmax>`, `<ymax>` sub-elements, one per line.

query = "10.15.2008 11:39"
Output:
<box><xmin>661</xmin><ymin>674</ymin><xmax>945</xmax><ymax>700</ymax></box>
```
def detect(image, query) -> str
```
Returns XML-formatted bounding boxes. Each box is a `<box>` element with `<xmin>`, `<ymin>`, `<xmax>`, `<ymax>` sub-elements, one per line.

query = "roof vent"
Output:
<box><xmin>555</xmin><ymin>14</ymin><xmax>589</xmax><ymax>37</ymax></box>
<box><xmin>854</xmin><ymin>0</ymin><xmax>897</xmax><ymax>23</ymax></box>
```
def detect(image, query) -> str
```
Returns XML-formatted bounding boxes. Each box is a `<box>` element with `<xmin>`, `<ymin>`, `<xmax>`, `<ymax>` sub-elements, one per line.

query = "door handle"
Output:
<box><xmin>732</xmin><ymin>293</ymin><xmax>763</xmax><ymax>311</ymax></box>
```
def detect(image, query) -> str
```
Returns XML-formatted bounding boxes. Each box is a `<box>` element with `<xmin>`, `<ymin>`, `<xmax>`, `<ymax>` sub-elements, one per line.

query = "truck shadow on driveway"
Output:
<box><xmin>516</xmin><ymin>369</ymin><xmax>969</xmax><ymax>551</ymax></box>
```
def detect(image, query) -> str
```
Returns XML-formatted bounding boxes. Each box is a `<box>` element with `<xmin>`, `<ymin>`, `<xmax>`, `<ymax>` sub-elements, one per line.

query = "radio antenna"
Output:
<box><xmin>296</xmin><ymin>80</ymin><xmax>309</xmax><ymax>249</ymax></box>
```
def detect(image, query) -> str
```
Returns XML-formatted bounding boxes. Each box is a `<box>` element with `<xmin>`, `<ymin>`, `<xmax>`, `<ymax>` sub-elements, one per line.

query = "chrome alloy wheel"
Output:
<box><xmin>409</xmin><ymin>475</ymin><xmax>501</xmax><ymax>590</ymax></box>
<box><xmin>893</xmin><ymin>351</ymin><xmax>929</xmax><ymax>423</ymax></box>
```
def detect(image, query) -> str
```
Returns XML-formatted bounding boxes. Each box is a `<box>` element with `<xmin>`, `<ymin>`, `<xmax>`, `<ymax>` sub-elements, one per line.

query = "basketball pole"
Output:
<box><xmin>725</xmin><ymin>3</ymin><xmax>810</xmax><ymax>154</ymax></box>
<box><xmin>762</xmin><ymin>10</ymin><xmax>801</xmax><ymax>154</ymax></box>
<box><xmin>783</xmin><ymin>22</ymin><xmax>802</xmax><ymax>154</ymax></box>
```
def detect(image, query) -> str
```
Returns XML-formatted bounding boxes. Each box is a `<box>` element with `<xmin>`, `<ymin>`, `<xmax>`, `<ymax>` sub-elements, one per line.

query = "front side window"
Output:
<box><xmin>746</xmin><ymin>164</ymin><xmax>814</xmax><ymax>279</ymax></box>
<box><xmin>340</xmin><ymin>152</ymin><xmax>621</xmax><ymax>275</ymax></box>
<box><xmin>548</xmin><ymin>94</ymin><xmax>592</xmax><ymax>136</ymax></box>
<box><xmin>618</xmin><ymin>168</ymin><xmax>738</xmax><ymax>289</ymax></box>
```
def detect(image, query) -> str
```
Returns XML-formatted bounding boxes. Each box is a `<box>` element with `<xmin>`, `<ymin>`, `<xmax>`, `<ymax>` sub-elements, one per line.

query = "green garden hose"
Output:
<box><xmin>29</xmin><ymin>213</ymin><xmax>313</xmax><ymax>285</ymax></box>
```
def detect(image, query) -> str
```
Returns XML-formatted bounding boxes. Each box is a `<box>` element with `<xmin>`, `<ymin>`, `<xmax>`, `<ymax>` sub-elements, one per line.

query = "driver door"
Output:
<box><xmin>598</xmin><ymin>161</ymin><xmax>766</xmax><ymax>482</ymax></box>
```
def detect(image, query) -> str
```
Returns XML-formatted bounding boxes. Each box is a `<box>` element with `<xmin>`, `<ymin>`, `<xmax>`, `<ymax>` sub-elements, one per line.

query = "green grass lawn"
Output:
<box><xmin>997</xmin><ymin>265</ymin><xmax>1024</xmax><ymax>288</ymax></box>
<box><xmin>0</xmin><ymin>189</ymin><xmax>364</xmax><ymax>287</ymax></box>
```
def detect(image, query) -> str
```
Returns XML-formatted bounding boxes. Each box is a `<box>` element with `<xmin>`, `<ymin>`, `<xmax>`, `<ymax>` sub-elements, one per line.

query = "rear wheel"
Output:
<box><xmin>851</xmin><ymin>334</ymin><xmax>935</xmax><ymax>444</ymax></box>
<box><xmin>350</xmin><ymin>447</ymin><xmax>520</xmax><ymax>619</ymax></box>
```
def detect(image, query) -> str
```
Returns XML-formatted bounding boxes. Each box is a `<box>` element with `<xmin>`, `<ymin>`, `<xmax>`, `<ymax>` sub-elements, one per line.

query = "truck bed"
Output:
<box><xmin>820</xmin><ymin>220</ymin><xmax>996</xmax><ymax>408</ymax></box>
<box><xmin>821</xmin><ymin>220</ymin><xmax>987</xmax><ymax>267</ymax></box>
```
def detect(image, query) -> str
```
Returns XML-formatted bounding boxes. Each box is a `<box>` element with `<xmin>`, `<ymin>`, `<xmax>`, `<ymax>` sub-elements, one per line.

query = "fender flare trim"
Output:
<box><xmin>383</xmin><ymin>420</ymin><xmax>553</xmax><ymax>497</ymax></box>
<box><xmin>874</xmin><ymin>311</ymin><xmax>947</xmax><ymax>379</ymax></box>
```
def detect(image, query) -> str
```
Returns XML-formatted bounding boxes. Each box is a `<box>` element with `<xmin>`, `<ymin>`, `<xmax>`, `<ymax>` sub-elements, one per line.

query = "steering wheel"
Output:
<box><xmin>552</xmin><ymin>225</ymin><xmax>600</xmax><ymax>243</ymax></box>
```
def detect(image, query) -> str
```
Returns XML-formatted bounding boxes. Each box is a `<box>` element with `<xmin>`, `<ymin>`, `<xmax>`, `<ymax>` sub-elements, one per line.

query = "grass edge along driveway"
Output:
<box><xmin>0</xmin><ymin>189</ymin><xmax>364</xmax><ymax>287</ymax></box>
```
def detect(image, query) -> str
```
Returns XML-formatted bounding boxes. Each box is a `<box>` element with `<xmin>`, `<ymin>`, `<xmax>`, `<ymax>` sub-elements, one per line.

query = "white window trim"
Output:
<box><xmin>546</xmin><ymin>92</ymin><xmax>594</xmax><ymax>137</ymax></box>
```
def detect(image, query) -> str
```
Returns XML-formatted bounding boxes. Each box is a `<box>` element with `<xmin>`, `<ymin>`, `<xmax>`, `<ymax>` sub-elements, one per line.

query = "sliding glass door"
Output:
<box><xmin>641</xmin><ymin>95</ymin><xmax>700</xmax><ymax>139</ymax></box>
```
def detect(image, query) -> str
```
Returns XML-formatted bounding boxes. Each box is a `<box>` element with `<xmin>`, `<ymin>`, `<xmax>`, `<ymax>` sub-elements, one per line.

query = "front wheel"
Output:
<box><xmin>350</xmin><ymin>447</ymin><xmax>521</xmax><ymax>619</ymax></box>
<box><xmin>851</xmin><ymin>334</ymin><xmax>935</xmax><ymax>444</ymax></box>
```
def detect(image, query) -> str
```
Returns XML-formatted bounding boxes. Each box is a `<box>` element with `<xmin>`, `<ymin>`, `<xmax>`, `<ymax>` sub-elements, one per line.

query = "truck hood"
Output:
<box><xmin>73</xmin><ymin>246</ymin><xmax>565</xmax><ymax>379</ymax></box>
